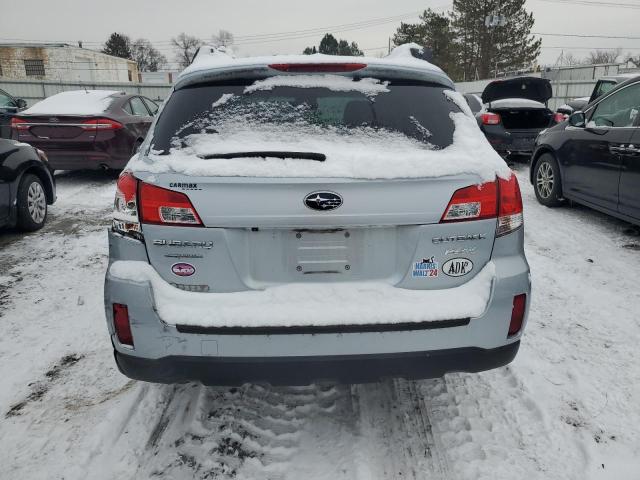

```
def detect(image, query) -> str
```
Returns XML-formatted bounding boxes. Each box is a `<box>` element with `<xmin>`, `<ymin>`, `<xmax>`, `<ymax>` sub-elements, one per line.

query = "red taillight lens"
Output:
<box><xmin>496</xmin><ymin>174</ymin><xmax>523</xmax><ymax>237</ymax></box>
<box><xmin>139</xmin><ymin>182</ymin><xmax>202</xmax><ymax>226</ymax></box>
<box><xmin>441</xmin><ymin>181</ymin><xmax>498</xmax><ymax>222</ymax></box>
<box><xmin>113</xmin><ymin>171</ymin><xmax>142</xmax><ymax>237</ymax></box>
<box><xmin>509</xmin><ymin>294</ymin><xmax>527</xmax><ymax>336</ymax></box>
<box><xmin>82</xmin><ymin>118</ymin><xmax>123</xmax><ymax>130</ymax></box>
<box><xmin>481</xmin><ymin>112</ymin><xmax>501</xmax><ymax>125</ymax></box>
<box><xmin>11</xmin><ymin>117</ymin><xmax>28</xmax><ymax>131</ymax></box>
<box><xmin>268</xmin><ymin>63</ymin><xmax>367</xmax><ymax>73</ymax></box>
<box><xmin>554</xmin><ymin>112</ymin><xmax>568</xmax><ymax>123</ymax></box>
<box><xmin>440</xmin><ymin>173</ymin><xmax>523</xmax><ymax>235</ymax></box>
<box><xmin>113</xmin><ymin>303</ymin><xmax>133</xmax><ymax>347</ymax></box>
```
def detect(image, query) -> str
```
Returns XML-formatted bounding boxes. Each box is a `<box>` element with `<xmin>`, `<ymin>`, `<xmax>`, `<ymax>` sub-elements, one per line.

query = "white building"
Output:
<box><xmin>0</xmin><ymin>43</ymin><xmax>139</xmax><ymax>83</ymax></box>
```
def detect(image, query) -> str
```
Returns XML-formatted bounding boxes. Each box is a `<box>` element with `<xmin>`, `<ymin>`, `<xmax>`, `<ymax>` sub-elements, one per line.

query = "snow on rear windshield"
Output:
<box><xmin>152</xmin><ymin>79</ymin><xmax>458</xmax><ymax>154</ymax></box>
<box><xmin>134</xmin><ymin>78</ymin><xmax>511</xmax><ymax>181</ymax></box>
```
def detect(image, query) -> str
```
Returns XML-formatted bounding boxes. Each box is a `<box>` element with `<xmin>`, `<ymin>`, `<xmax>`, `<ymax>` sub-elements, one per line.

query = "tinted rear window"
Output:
<box><xmin>151</xmin><ymin>79</ymin><xmax>461</xmax><ymax>154</ymax></box>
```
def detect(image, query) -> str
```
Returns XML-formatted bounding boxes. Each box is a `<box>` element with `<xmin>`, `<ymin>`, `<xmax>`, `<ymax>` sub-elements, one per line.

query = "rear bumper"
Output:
<box><xmin>114</xmin><ymin>341</ymin><xmax>520</xmax><ymax>386</ymax></box>
<box><xmin>481</xmin><ymin>126</ymin><xmax>545</xmax><ymax>155</ymax></box>
<box><xmin>45</xmin><ymin>151</ymin><xmax>128</xmax><ymax>170</ymax></box>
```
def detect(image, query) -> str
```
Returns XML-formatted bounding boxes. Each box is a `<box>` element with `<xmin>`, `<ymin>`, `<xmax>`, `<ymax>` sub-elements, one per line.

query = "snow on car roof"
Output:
<box><xmin>176</xmin><ymin>43</ymin><xmax>454</xmax><ymax>90</ymax></box>
<box><xmin>22</xmin><ymin>90</ymin><xmax>123</xmax><ymax>116</ymax></box>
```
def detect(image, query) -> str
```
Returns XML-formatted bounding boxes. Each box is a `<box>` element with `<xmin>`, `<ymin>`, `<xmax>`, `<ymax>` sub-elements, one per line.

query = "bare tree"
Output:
<box><xmin>172</xmin><ymin>32</ymin><xmax>203</xmax><ymax>68</ymax></box>
<box><xmin>562</xmin><ymin>52</ymin><xmax>583</xmax><ymax>66</ymax></box>
<box><xmin>625</xmin><ymin>53</ymin><xmax>640</xmax><ymax>68</ymax></box>
<box><xmin>586</xmin><ymin>48</ymin><xmax>622</xmax><ymax>65</ymax></box>
<box><xmin>211</xmin><ymin>30</ymin><xmax>234</xmax><ymax>48</ymax></box>
<box><xmin>131</xmin><ymin>38</ymin><xmax>168</xmax><ymax>72</ymax></box>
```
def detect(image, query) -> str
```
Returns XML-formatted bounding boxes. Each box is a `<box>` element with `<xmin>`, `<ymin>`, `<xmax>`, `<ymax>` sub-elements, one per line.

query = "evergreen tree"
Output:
<box><xmin>304</xmin><ymin>35</ymin><xmax>364</xmax><ymax>56</ymax></box>
<box><xmin>103</xmin><ymin>32</ymin><xmax>132</xmax><ymax>59</ymax></box>
<box><xmin>393</xmin><ymin>9</ymin><xmax>460</xmax><ymax>79</ymax></box>
<box><xmin>319</xmin><ymin>34</ymin><xmax>339</xmax><ymax>55</ymax></box>
<box><xmin>450</xmin><ymin>0</ymin><xmax>540</xmax><ymax>79</ymax></box>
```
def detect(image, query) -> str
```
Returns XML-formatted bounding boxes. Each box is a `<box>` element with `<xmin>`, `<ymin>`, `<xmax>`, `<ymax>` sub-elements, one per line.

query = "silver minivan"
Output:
<box><xmin>104</xmin><ymin>45</ymin><xmax>530</xmax><ymax>385</ymax></box>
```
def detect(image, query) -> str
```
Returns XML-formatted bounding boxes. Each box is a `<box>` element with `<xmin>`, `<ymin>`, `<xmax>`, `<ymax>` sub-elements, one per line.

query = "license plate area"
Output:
<box><xmin>288</xmin><ymin>229</ymin><xmax>354</xmax><ymax>275</ymax></box>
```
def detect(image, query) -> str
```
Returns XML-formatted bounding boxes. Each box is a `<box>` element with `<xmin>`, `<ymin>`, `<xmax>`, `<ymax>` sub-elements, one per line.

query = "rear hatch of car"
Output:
<box><xmin>115</xmin><ymin>71</ymin><xmax>521</xmax><ymax>295</ymax></box>
<box><xmin>132</xmin><ymin>173</ymin><xmax>504</xmax><ymax>291</ymax></box>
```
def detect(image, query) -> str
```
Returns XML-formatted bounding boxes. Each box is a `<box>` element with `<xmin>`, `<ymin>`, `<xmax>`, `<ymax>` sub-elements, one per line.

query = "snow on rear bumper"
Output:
<box><xmin>104</xmin><ymin>252</ymin><xmax>530</xmax><ymax>360</ymax></box>
<box><xmin>107</xmin><ymin>260</ymin><xmax>496</xmax><ymax>329</ymax></box>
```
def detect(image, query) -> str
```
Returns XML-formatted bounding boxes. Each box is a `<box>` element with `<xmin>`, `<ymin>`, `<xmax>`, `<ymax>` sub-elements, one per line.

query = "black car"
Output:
<box><xmin>531</xmin><ymin>75</ymin><xmax>640</xmax><ymax>226</ymax></box>
<box><xmin>0</xmin><ymin>138</ymin><xmax>56</xmax><ymax>231</ymax></box>
<box><xmin>0</xmin><ymin>88</ymin><xmax>28</xmax><ymax>139</ymax></box>
<box><xmin>477</xmin><ymin>77</ymin><xmax>561</xmax><ymax>158</ymax></box>
<box><xmin>555</xmin><ymin>73</ymin><xmax>639</xmax><ymax>117</ymax></box>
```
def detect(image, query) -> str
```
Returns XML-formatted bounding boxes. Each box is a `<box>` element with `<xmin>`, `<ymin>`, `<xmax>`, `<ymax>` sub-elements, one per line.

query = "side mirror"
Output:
<box><xmin>16</xmin><ymin>98</ymin><xmax>27</xmax><ymax>109</ymax></box>
<box><xmin>569</xmin><ymin>111</ymin><xmax>585</xmax><ymax>128</ymax></box>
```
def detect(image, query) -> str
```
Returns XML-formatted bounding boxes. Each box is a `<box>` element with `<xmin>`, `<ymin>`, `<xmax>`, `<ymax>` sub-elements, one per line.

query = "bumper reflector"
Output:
<box><xmin>113</xmin><ymin>303</ymin><xmax>134</xmax><ymax>347</ymax></box>
<box><xmin>509</xmin><ymin>294</ymin><xmax>527</xmax><ymax>336</ymax></box>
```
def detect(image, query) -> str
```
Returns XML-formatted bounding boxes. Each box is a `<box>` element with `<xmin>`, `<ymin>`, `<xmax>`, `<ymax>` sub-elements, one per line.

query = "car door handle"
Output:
<box><xmin>609</xmin><ymin>145</ymin><xmax>627</xmax><ymax>154</ymax></box>
<box><xmin>626</xmin><ymin>146</ymin><xmax>640</xmax><ymax>155</ymax></box>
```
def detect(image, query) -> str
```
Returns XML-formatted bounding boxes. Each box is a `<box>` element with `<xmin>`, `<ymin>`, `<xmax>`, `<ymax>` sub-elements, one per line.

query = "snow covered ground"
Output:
<box><xmin>1</xmin><ymin>165</ymin><xmax>639</xmax><ymax>480</ymax></box>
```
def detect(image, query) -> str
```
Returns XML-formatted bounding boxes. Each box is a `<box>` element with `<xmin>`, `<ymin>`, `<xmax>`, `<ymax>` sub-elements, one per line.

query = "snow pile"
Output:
<box><xmin>244</xmin><ymin>75</ymin><xmax>389</xmax><ymax>96</ymax></box>
<box><xmin>132</xmin><ymin>102</ymin><xmax>511</xmax><ymax>182</ymax></box>
<box><xmin>23</xmin><ymin>90</ymin><xmax>121</xmax><ymax>116</ymax></box>
<box><xmin>109</xmin><ymin>260</ymin><xmax>495</xmax><ymax>328</ymax></box>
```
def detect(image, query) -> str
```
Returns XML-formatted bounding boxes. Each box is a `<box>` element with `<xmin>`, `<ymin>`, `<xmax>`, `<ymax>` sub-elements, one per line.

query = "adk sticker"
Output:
<box><xmin>442</xmin><ymin>258</ymin><xmax>474</xmax><ymax>277</ymax></box>
<box><xmin>412</xmin><ymin>256</ymin><xmax>439</xmax><ymax>278</ymax></box>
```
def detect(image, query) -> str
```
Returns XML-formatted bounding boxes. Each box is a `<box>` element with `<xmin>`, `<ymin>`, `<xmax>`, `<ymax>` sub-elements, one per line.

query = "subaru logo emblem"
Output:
<box><xmin>304</xmin><ymin>191</ymin><xmax>343</xmax><ymax>211</ymax></box>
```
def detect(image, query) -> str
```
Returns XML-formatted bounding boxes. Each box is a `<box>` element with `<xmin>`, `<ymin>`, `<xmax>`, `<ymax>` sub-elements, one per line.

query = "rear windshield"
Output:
<box><xmin>151</xmin><ymin>78</ymin><xmax>461</xmax><ymax>154</ymax></box>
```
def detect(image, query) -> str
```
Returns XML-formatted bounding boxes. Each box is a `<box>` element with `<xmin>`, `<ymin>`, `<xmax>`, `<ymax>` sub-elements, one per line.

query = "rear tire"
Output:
<box><xmin>16</xmin><ymin>174</ymin><xmax>47</xmax><ymax>231</ymax></box>
<box><xmin>533</xmin><ymin>154</ymin><xmax>564</xmax><ymax>207</ymax></box>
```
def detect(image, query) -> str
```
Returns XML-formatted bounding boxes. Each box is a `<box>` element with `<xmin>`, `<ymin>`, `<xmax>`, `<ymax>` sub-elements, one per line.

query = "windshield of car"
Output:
<box><xmin>151</xmin><ymin>78</ymin><xmax>461</xmax><ymax>155</ymax></box>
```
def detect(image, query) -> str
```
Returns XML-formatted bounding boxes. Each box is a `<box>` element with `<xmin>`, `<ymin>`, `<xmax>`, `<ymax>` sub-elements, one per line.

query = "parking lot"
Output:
<box><xmin>0</xmin><ymin>165</ymin><xmax>638</xmax><ymax>479</ymax></box>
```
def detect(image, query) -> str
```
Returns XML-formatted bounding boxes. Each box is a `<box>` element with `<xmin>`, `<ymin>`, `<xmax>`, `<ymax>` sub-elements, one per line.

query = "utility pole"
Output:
<box><xmin>388</xmin><ymin>37</ymin><xmax>391</xmax><ymax>55</ymax></box>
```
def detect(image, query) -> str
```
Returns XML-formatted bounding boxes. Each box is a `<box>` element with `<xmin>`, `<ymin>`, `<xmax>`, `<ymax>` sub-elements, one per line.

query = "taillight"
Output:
<box><xmin>112</xmin><ymin>171</ymin><xmax>142</xmax><ymax>238</ymax></box>
<box><xmin>440</xmin><ymin>173</ymin><xmax>523</xmax><ymax>236</ymax></box>
<box><xmin>113</xmin><ymin>303</ymin><xmax>134</xmax><ymax>347</ymax></box>
<box><xmin>554</xmin><ymin>112</ymin><xmax>568</xmax><ymax>123</ymax></box>
<box><xmin>268</xmin><ymin>63</ymin><xmax>367</xmax><ymax>73</ymax></box>
<box><xmin>11</xmin><ymin>117</ymin><xmax>28</xmax><ymax>131</ymax></box>
<box><xmin>139</xmin><ymin>182</ymin><xmax>202</xmax><ymax>226</ymax></box>
<box><xmin>441</xmin><ymin>181</ymin><xmax>498</xmax><ymax>222</ymax></box>
<box><xmin>496</xmin><ymin>174</ymin><xmax>523</xmax><ymax>237</ymax></box>
<box><xmin>82</xmin><ymin>118</ymin><xmax>123</xmax><ymax>130</ymax></box>
<box><xmin>481</xmin><ymin>112</ymin><xmax>501</xmax><ymax>125</ymax></box>
<box><xmin>509</xmin><ymin>294</ymin><xmax>527</xmax><ymax>336</ymax></box>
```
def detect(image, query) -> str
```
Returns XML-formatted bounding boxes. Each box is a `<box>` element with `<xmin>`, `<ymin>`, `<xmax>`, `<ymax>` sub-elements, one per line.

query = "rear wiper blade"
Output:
<box><xmin>198</xmin><ymin>151</ymin><xmax>326</xmax><ymax>162</ymax></box>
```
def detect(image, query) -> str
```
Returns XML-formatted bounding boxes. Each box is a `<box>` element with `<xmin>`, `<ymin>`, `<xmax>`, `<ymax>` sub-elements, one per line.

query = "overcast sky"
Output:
<box><xmin>1</xmin><ymin>0</ymin><xmax>639</xmax><ymax>69</ymax></box>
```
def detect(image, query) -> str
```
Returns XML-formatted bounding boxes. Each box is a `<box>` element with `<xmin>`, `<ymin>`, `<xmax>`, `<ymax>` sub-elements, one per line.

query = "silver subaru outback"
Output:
<box><xmin>104</xmin><ymin>45</ymin><xmax>530</xmax><ymax>385</ymax></box>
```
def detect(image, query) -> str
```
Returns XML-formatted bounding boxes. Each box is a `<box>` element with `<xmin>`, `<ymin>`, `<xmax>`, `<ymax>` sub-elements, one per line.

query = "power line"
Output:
<box><xmin>534</xmin><ymin>0</ymin><xmax>640</xmax><ymax>8</ymax></box>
